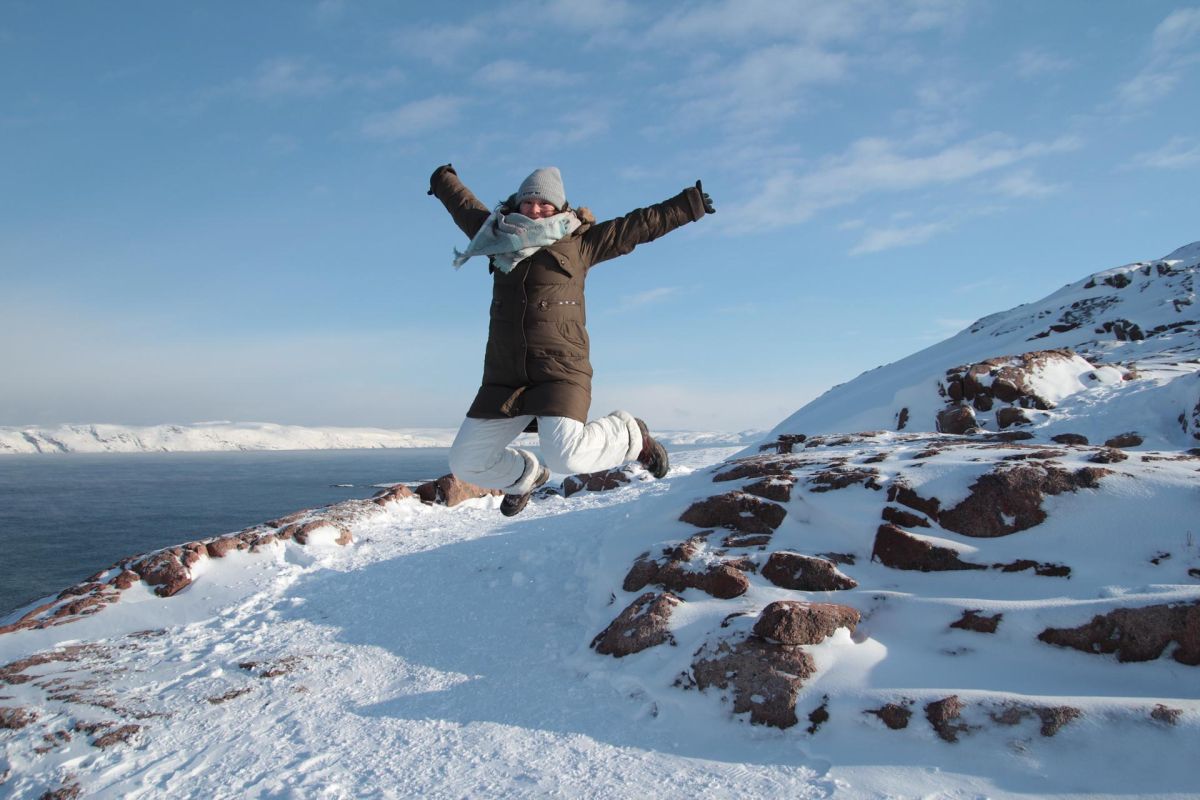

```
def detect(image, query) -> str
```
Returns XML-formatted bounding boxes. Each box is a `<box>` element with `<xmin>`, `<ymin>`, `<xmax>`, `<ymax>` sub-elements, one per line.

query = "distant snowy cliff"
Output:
<box><xmin>0</xmin><ymin>421</ymin><xmax>762</xmax><ymax>455</ymax></box>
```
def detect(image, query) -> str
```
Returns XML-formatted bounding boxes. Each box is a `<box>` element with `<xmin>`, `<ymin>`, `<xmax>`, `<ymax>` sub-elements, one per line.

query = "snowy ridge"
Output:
<box><xmin>761</xmin><ymin>241</ymin><xmax>1200</xmax><ymax>449</ymax></box>
<box><xmin>2</xmin><ymin>243</ymin><xmax>1199</xmax><ymax>797</ymax></box>
<box><xmin>0</xmin><ymin>422</ymin><xmax>761</xmax><ymax>455</ymax></box>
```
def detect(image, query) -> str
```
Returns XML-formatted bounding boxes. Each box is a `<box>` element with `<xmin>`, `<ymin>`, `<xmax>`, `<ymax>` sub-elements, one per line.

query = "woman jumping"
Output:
<box><xmin>428</xmin><ymin>164</ymin><xmax>714</xmax><ymax>516</ymax></box>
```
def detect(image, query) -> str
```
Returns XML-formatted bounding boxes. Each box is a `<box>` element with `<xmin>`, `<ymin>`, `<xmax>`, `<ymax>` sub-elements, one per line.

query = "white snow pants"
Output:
<box><xmin>448</xmin><ymin>410</ymin><xmax>644</xmax><ymax>494</ymax></box>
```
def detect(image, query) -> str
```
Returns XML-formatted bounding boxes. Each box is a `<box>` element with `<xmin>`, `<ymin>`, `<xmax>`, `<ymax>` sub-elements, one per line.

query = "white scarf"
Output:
<box><xmin>453</xmin><ymin>206</ymin><xmax>581</xmax><ymax>273</ymax></box>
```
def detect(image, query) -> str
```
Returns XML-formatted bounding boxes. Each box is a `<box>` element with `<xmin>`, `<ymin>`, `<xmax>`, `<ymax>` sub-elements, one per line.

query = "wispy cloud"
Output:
<box><xmin>724</xmin><ymin>133</ymin><xmax>1080</xmax><ymax>232</ymax></box>
<box><xmin>849</xmin><ymin>221</ymin><xmax>949</xmax><ymax>255</ymax></box>
<box><xmin>674</xmin><ymin>44</ymin><xmax>848</xmax><ymax>128</ymax></box>
<box><xmin>474</xmin><ymin>59</ymin><xmax>578</xmax><ymax>88</ymax></box>
<box><xmin>1131</xmin><ymin>136</ymin><xmax>1200</xmax><ymax>168</ymax></box>
<box><xmin>1115</xmin><ymin>7</ymin><xmax>1200</xmax><ymax>109</ymax></box>
<box><xmin>617</xmin><ymin>287</ymin><xmax>679</xmax><ymax>310</ymax></box>
<box><xmin>559</xmin><ymin>108</ymin><xmax>611</xmax><ymax>143</ymax></box>
<box><xmin>392</xmin><ymin>21</ymin><xmax>487</xmax><ymax>66</ymax></box>
<box><xmin>993</xmin><ymin>168</ymin><xmax>1063</xmax><ymax>198</ymax></box>
<box><xmin>1012</xmin><ymin>48</ymin><xmax>1073</xmax><ymax>79</ymax></box>
<box><xmin>217</xmin><ymin>58</ymin><xmax>403</xmax><ymax>102</ymax></box>
<box><xmin>361</xmin><ymin>95</ymin><xmax>465</xmax><ymax>140</ymax></box>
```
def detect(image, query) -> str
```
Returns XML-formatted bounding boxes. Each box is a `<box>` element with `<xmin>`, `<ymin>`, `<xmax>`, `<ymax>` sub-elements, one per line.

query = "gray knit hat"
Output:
<box><xmin>515</xmin><ymin>167</ymin><xmax>566</xmax><ymax>210</ymax></box>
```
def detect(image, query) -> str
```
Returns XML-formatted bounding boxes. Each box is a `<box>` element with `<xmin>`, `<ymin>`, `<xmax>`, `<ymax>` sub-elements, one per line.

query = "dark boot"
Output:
<box><xmin>635</xmin><ymin>418</ymin><xmax>669</xmax><ymax>479</ymax></box>
<box><xmin>500</xmin><ymin>465</ymin><xmax>550</xmax><ymax>517</ymax></box>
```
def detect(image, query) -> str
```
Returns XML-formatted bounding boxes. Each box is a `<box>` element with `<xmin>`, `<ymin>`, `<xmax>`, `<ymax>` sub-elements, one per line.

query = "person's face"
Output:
<box><xmin>519</xmin><ymin>198</ymin><xmax>558</xmax><ymax>219</ymax></box>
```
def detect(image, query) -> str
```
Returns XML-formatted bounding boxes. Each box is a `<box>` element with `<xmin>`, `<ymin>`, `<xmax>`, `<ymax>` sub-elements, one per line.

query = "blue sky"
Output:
<box><xmin>2</xmin><ymin>1</ymin><xmax>1198</xmax><ymax>431</ymax></box>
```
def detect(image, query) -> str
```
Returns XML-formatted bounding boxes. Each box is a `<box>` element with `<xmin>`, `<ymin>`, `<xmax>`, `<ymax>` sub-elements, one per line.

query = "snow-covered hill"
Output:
<box><xmin>1</xmin><ymin>243</ymin><xmax>1198</xmax><ymax>798</ymax></box>
<box><xmin>762</xmin><ymin>241</ymin><xmax>1200</xmax><ymax>449</ymax></box>
<box><xmin>0</xmin><ymin>422</ymin><xmax>761</xmax><ymax>455</ymax></box>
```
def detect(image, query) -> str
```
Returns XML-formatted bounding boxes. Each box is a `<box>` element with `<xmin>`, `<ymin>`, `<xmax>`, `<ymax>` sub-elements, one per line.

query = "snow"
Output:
<box><xmin>2</xmin><ymin>242</ymin><xmax>1199</xmax><ymax>798</ymax></box>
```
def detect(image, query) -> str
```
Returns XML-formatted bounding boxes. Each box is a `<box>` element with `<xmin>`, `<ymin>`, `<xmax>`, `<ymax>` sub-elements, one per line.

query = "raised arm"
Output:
<box><xmin>427</xmin><ymin>163</ymin><xmax>490</xmax><ymax>238</ymax></box>
<box><xmin>580</xmin><ymin>182</ymin><xmax>710</xmax><ymax>268</ymax></box>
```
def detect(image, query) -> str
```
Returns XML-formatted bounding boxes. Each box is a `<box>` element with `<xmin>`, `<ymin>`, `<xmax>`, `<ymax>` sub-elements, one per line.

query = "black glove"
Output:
<box><xmin>695</xmin><ymin>179</ymin><xmax>715</xmax><ymax>214</ymax></box>
<box><xmin>427</xmin><ymin>163</ymin><xmax>456</xmax><ymax>195</ymax></box>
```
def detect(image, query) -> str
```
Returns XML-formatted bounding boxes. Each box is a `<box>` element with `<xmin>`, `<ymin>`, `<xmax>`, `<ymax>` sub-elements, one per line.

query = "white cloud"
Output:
<box><xmin>1012</xmin><ymin>48</ymin><xmax>1073</xmax><ymax>79</ymax></box>
<box><xmin>361</xmin><ymin>95</ymin><xmax>465</xmax><ymax>140</ymax></box>
<box><xmin>993</xmin><ymin>168</ymin><xmax>1062</xmax><ymax>198</ymax></box>
<box><xmin>849</xmin><ymin>221</ymin><xmax>949</xmax><ymax>255</ymax></box>
<box><xmin>1132</xmin><ymin>136</ymin><xmax>1200</xmax><ymax>168</ymax></box>
<box><xmin>239</xmin><ymin>58</ymin><xmax>337</xmax><ymax>98</ymax></box>
<box><xmin>617</xmin><ymin>287</ymin><xmax>678</xmax><ymax>310</ymax></box>
<box><xmin>392</xmin><ymin>21</ymin><xmax>486</xmax><ymax>66</ymax></box>
<box><xmin>475</xmin><ymin>60</ymin><xmax>577</xmax><ymax>88</ymax></box>
<box><xmin>724</xmin><ymin>133</ymin><xmax>1080</xmax><ymax>232</ymax></box>
<box><xmin>1115</xmin><ymin>7</ymin><xmax>1200</xmax><ymax>109</ymax></box>
<box><xmin>558</xmin><ymin>108</ymin><xmax>610</xmax><ymax>143</ymax></box>
<box><xmin>674</xmin><ymin>44</ymin><xmax>848</xmax><ymax>128</ymax></box>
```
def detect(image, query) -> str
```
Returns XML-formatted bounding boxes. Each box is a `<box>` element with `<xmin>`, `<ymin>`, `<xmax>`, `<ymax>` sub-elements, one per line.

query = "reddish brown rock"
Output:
<box><xmin>938</xmin><ymin>463</ymin><xmax>1110</xmax><ymax>538</ymax></box>
<box><xmin>867</xmin><ymin>702</ymin><xmax>912</xmax><ymax>729</ymax></box>
<box><xmin>1103</xmin><ymin>432</ymin><xmax>1143</xmax><ymax>449</ymax></box>
<box><xmin>110</xmin><ymin>570</ymin><xmax>139</xmax><ymax>590</ymax></box>
<box><xmin>925</xmin><ymin>695</ymin><xmax>973</xmax><ymax>742</ymax></box>
<box><xmin>753</xmin><ymin>601</ymin><xmax>861</xmax><ymax>645</ymax></box>
<box><xmin>1038</xmin><ymin>601</ymin><xmax>1200</xmax><ymax>665</ymax></box>
<box><xmin>713</xmin><ymin>456</ymin><xmax>802</xmax><ymax>482</ymax></box>
<box><xmin>690</xmin><ymin>636</ymin><xmax>816</xmax><ymax>729</ymax></box>
<box><xmin>622</xmin><ymin>554</ymin><xmax>661</xmax><ymax>592</ymax></box>
<box><xmin>950</xmin><ymin>609</ymin><xmax>1002</xmax><ymax>633</ymax></box>
<box><xmin>413</xmin><ymin>474</ymin><xmax>500</xmax><ymax>506</ymax></box>
<box><xmin>0</xmin><ymin>706</ymin><xmax>37</xmax><ymax>729</ymax></box>
<box><xmin>937</xmin><ymin>405</ymin><xmax>977</xmax><ymax>435</ymax></box>
<box><xmin>205</xmin><ymin>536</ymin><xmax>240</xmax><ymax>558</ymax></box>
<box><xmin>881</xmin><ymin>506</ymin><xmax>930</xmax><ymax>528</ymax></box>
<box><xmin>996</xmin><ymin>407</ymin><xmax>1032</xmax><ymax>428</ymax></box>
<box><xmin>38</xmin><ymin>782</ymin><xmax>83</xmax><ymax>800</ymax></box>
<box><xmin>591</xmin><ymin>592</ymin><xmax>681</xmax><ymax>657</ymax></box>
<box><xmin>133</xmin><ymin>551</ymin><xmax>192</xmax><ymax>598</ymax></box>
<box><xmin>371</xmin><ymin>483</ymin><xmax>415</xmax><ymax>505</ymax></box>
<box><xmin>762</xmin><ymin>552</ymin><xmax>858</xmax><ymax>591</ymax></box>
<box><xmin>562</xmin><ymin>467</ymin><xmax>631</xmax><ymax>497</ymax></box>
<box><xmin>996</xmin><ymin>559</ymin><xmax>1071</xmax><ymax>577</ymax></box>
<box><xmin>92</xmin><ymin>723</ymin><xmax>141</xmax><ymax>748</ymax></box>
<box><xmin>207</xmin><ymin>687</ymin><xmax>253</xmax><ymax>705</ymax></box>
<box><xmin>808</xmin><ymin>466</ymin><xmax>882</xmax><ymax>493</ymax></box>
<box><xmin>896</xmin><ymin>407</ymin><xmax>910</xmax><ymax>430</ymax></box>
<box><xmin>1151</xmin><ymin>704</ymin><xmax>1182</xmax><ymax>725</ymax></box>
<box><xmin>1052</xmin><ymin>433</ymin><xmax>1089</xmax><ymax>445</ymax></box>
<box><xmin>656</xmin><ymin>561</ymin><xmax>751</xmax><ymax>599</ymax></box>
<box><xmin>945</xmin><ymin>350</ymin><xmax>1082</xmax><ymax>412</ymax></box>
<box><xmin>290</xmin><ymin>520</ymin><xmax>351</xmax><ymax>546</ymax></box>
<box><xmin>741</xmin><ymin>476</ymin><xmax>795</xmax><ymax>502</ymax></box>
<box><xmin>871</xmin><ymin>524</ymin><xmax>987</xmax><ymax>572</ymax></box>
<box><xmin>1090</xmin><ymin>447</ymin><xmax>1128</xmax><ymax>463</ymax></box>
<box><xmin>679</xmin><ymin>491</ymin><xmax>787</xmax><ymax>534</ymax></box>
<box><xmin>991</xmin><ymin>703</ymin><xmax>1081</xmax><ymax>736</ymax></box>
<box><xmin>886</xmin><ymin>484</ymin><xmax>941</xmax><ymax>521</ymax></box>
<box><xmin>756</xmin><ymin>434</ymin><xmax>808</xmax><ymax>454</ymax></box>
<box><xmin>721</xmin><ymin>533</ymin><xmax>773</xmax><ymax>549</ymax></box>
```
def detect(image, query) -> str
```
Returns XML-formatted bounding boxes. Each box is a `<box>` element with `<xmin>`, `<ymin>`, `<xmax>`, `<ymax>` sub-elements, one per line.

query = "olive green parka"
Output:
<box><xmin>429</xmin><ymin>164</ymin><xmax>707</xmax><ymax>423</ymax></box>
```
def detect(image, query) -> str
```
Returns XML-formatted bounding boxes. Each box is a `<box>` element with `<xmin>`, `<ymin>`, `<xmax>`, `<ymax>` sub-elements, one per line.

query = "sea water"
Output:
<box><xmin>0</xmin><ymin>448</ymin><xmax>454</xmax><ymax>615</ymax></box>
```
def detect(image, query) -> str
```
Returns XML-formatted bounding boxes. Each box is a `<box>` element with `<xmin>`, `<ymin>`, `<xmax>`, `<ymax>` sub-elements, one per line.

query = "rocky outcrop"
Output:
<box><xmin>871</xmin><ymin>524</ymin><xmax>986</xmax><ymax>572</ymax></box>
<box><xmin>1038</xmin><ymin>601</ymin><xmax>1200</xmax><ymax>665</ymax></box>
<box><xmin>688</xmin><ymin>634</ymin><xmax>817</xmax><ymax>729</ymax></box>
<box><xmin>943</xmin><ymin>349</ymin><xmax>1087</xmax><ymax>412</ymax></box>
<box><xmin>761</xmin><ymin>552</ymin><xmax>857</xmax><ymax>591</ymax></box>
<box><xmin>936</xmin><ymin>405</ymin><xmax>976</xmax><ymax>434</ymax></box>
<box><xmin>867</xmin><ymin>702</ymin><xmax>912</xmax><ymax>729</ymax></box>
<box><xmin>925</xmin><ymin>695</ymin><xmax>973</xmax><ymax>742</ymax></box>
<box><xmin>752</xmin><ymin>601</ymin><xmax>860</xmax><ymax>645</ymax></box>
<box><xmin>591</xmin><ymin>592</ymin><xmax>681</xmax><ymax>657</ymax></box>
<box><xmin>621</xmin><ymin>535</ymin><xmax>752</xmax><ymax>599</ymax></box>
<box><xmin>562</xmin><ymin>466</ymin><xmax>632</xmax><ymax>497</ymax></box>
<box><xmin>415</xmin><ymin>474</ymin><xmax>502</xmax><ymax>507</ymax></box>
<box><xmin>938</xmin><ymin>463</ymin><xmax>1110</xmax><ymax>538</ymax></box>
<box><xmin>678</xmin><ymin>491</ymin><xmax>787</xmax><ymax>534</ymax></box>
<box><xmin>950</xmin><ymin>610</ymin><xmax>1002</xmax><ymax>633</ymax></box>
